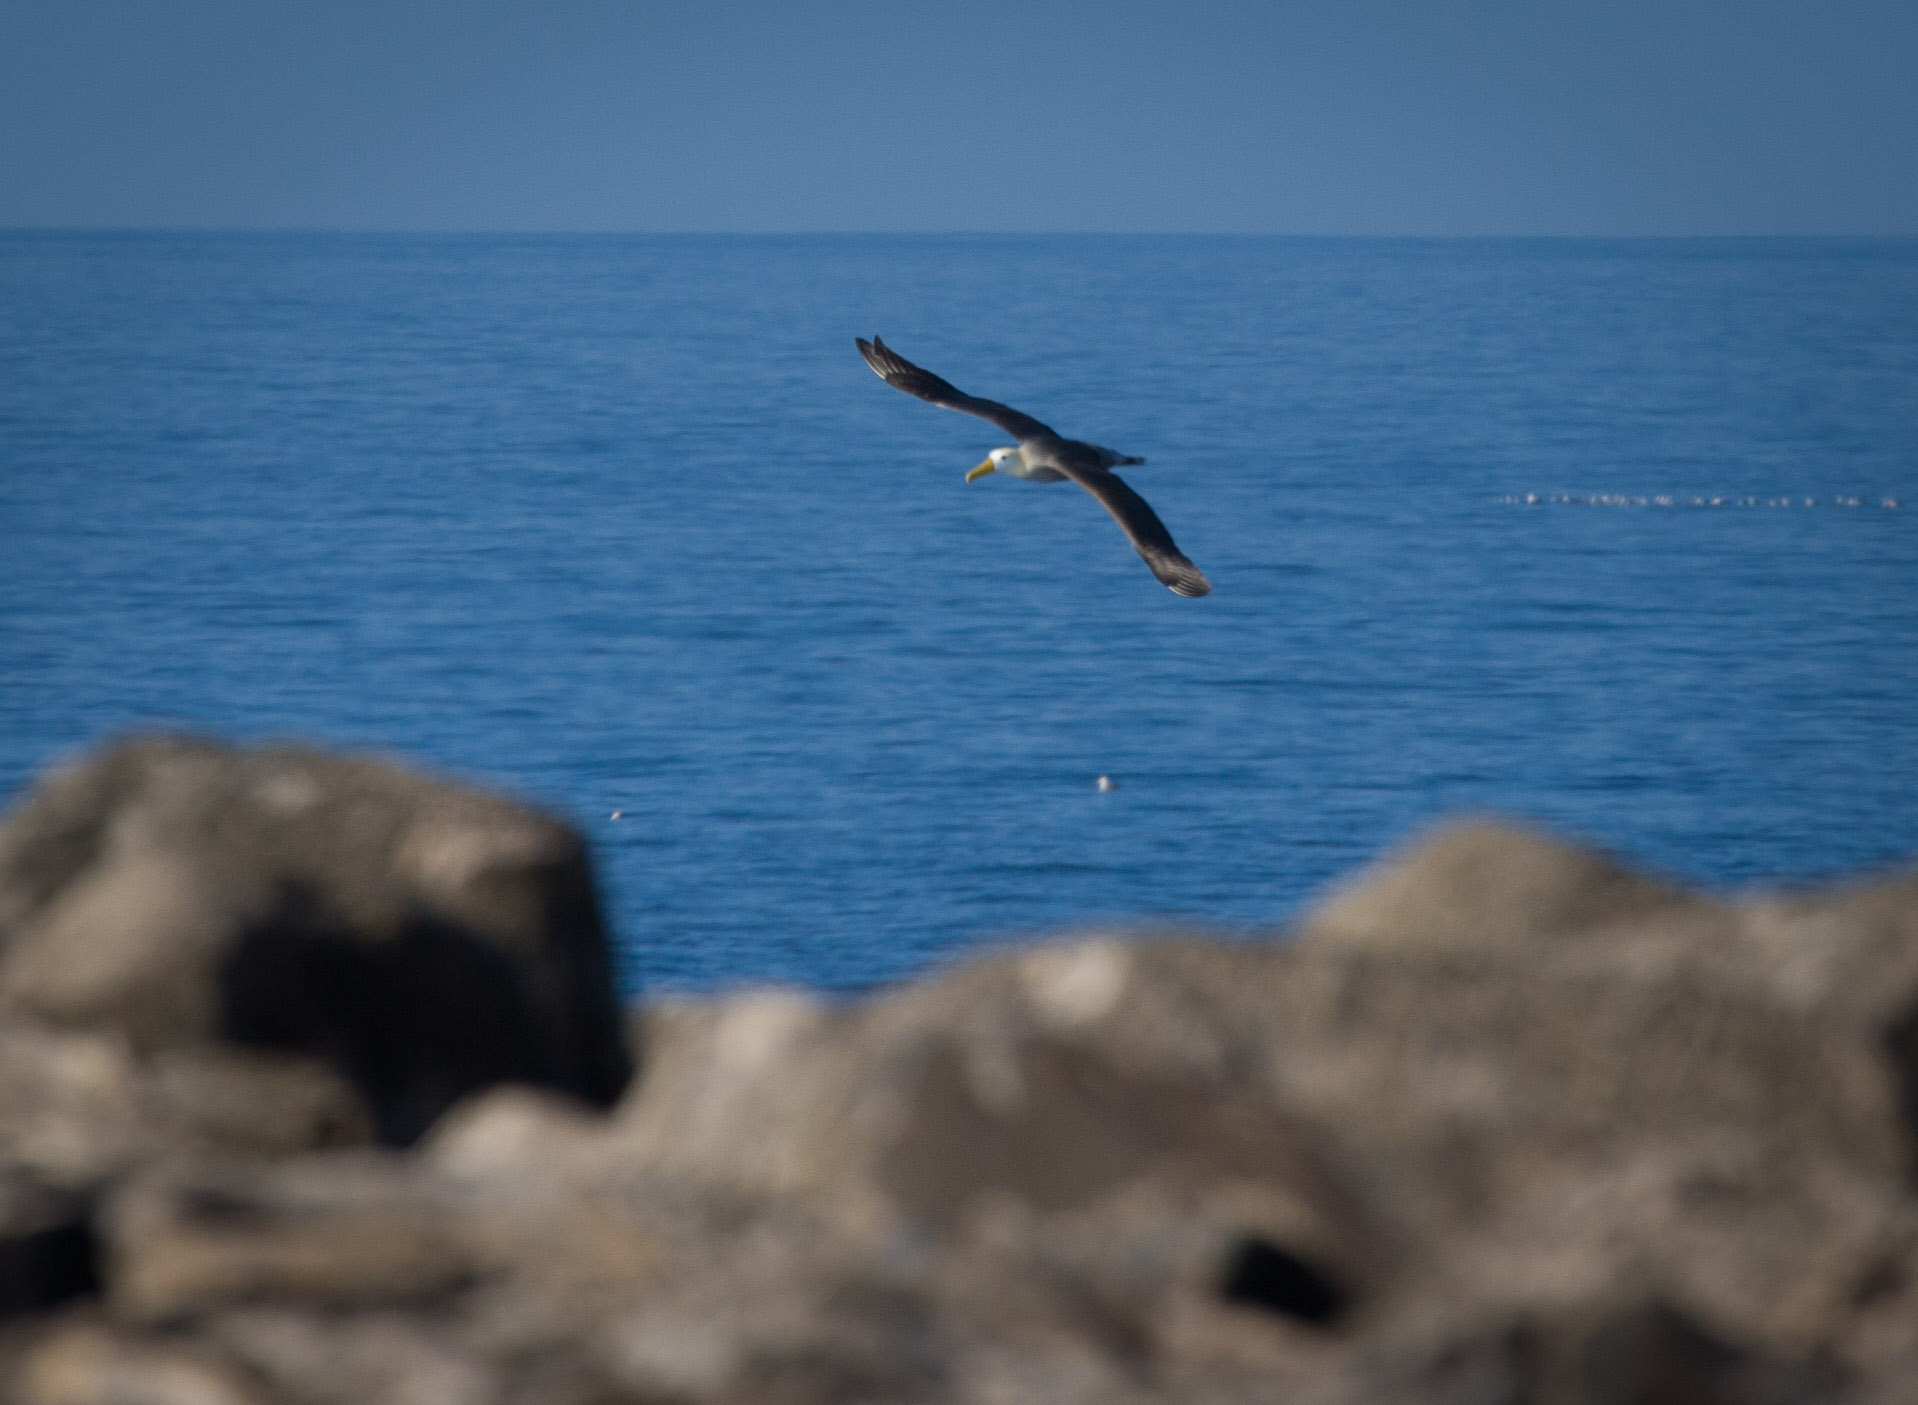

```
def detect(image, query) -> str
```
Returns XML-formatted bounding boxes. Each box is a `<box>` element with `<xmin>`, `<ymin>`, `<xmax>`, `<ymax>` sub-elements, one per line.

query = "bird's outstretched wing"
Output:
<box><xmin>857</xmin><ymin>336</ymin><xmax>1057</xmax><ymax>443</ymax></box>
<box><xmin>1058</xmin><ymin>465</ymin><xmax>1212</xmax><ymax>597</ymax></box>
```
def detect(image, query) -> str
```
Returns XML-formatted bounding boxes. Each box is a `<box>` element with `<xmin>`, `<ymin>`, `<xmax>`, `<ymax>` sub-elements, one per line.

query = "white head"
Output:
<box><xmin>966</xmin><ymin>446</ymin><xmax>1022</xmax><ymax>482</ymax></box>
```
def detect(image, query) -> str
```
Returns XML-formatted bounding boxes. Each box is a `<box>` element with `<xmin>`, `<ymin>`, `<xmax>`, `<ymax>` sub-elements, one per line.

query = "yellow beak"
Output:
<box><xmin>966</xmin><ymin>459</ymin><xmax>997</xmax><ymax>483</ymax></box>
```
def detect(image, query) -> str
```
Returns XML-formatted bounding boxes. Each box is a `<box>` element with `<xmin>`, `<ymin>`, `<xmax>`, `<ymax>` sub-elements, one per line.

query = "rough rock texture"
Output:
<box><xmin>2</xmin><ymin>744</ymin><xmax>1917</xmax><ymax>1403</ymax></box>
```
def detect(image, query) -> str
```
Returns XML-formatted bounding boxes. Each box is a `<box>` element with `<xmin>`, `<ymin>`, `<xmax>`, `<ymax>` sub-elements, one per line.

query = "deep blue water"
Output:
<box><xmin>3</xmin><ymin>233</ymin><xmax>1915</xmax><ymax>994</ymax></box>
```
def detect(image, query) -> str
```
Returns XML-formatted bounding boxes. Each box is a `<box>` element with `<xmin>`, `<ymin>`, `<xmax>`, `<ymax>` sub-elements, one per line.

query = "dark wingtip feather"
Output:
<box><xmin>1152</xmin><ymin>555</ymin><xmax>1212</xmax><ymax>596</ymax></box>
<box><xmin>857</xmin><ymin>335</ymin><xmax>910</xmax><ymax>384</ymax></box>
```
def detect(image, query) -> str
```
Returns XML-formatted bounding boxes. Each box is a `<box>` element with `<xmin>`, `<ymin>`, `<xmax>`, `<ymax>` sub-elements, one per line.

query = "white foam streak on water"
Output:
<box><xmin>1502</xmin><ymin>494</ymin><xmax>1900</xmax><ymax>507</ymax></box>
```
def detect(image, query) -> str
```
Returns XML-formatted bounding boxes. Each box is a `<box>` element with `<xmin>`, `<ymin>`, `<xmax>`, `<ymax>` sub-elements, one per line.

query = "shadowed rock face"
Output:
<box><xmin>0</xmin><ymin>1174</ymin><xmax>99</xmax><ymax>1317</ymax></box>
<box><xmin>0</xmin><ymin>736</ymin><xmax>632</xmax><ymax>1143</ymax></box>
<box><xmin>3</xmin><ymin>741</ymin><xmax>1918</xmax><ymax>1403</ymax></box>
<box><xmin>219</xmin><ymin>902</ymin><xmax>562</xmax><ymax>1146</ymax></box>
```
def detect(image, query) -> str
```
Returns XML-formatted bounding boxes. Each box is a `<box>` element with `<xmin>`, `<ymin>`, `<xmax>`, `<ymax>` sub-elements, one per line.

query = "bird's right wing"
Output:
<box><xmin>1060</xmin><ymin>465</ymin><xmax>1212</xmax><ymax>597</ymax></box>
<box><xmin>857</xmin><ymin>336</ymin><xmax>1057</xmax><ymax>443</ymax></box>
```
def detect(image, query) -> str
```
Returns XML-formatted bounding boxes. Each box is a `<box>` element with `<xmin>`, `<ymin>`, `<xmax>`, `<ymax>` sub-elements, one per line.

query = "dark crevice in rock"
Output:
<box><xmin>1879</xmin><ymin>1000</ymin><xmax>1918</xmax><ymax>1162</ymax></box>
<box><xmin>0</xmin><ymin>1208</ymin><xmax>101</xmax><ymax>1318</ymax></box>
<box><xmin>219</xmin><ymin>890</ymin><xmax>561</xmax><ymax>1146</ymax></box>
<box><xmin>1848</xmin><ymin>1251</ymin><xmax>1906</xmax><ymax>1309</ymax></box>
<box><xmin>176</xmin><ymin>1184</ymin><xmax>277</xmax><ymax>1228</ymax></box>
<box><xmin>1216</xmin><ymin>1236</ymin><xmax>1346</xmax><ymax>1325</ymax></box>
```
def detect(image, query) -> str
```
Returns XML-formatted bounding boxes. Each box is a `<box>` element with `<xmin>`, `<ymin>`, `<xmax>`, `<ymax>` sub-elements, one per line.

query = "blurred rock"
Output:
<box><xmin>1300</xmin><ymin>816</ymin><xmax>1703</xmax><ymax>956</ymax></box>
<box><xmin>3</xmin><ymin>739</ymin><xmax>1918</xmax><ymax>1401</ymax></box>
<box><xmin>0</xmin><ymin>1173</ymin><xmax>98</xmax><ymax>1318</ymax></box>
<box><xmin>103</xmin><ymin>1155</ymin><xmax>476</xmax><ymax>1321</ymax></box>
<box><xmin>0</xmin><ymin>736</ymin><xmax>632</xmax><ymax>1145</ymax></box>
<box><xmin>0</xmin><ymin>1020</ymin><xmax>374</xmax><ymax>1214</ymax></box>
<box><xmin>9</xmin><ymin>1320</ymin><xmax>266</xmax><ymax>1405</ymax></box>
<box><xmin>203</xmin><ymin>1308</ymin><xmax>501</xmax><ymax>1405</ymax></box>
<box><xmin>0</xmin><ymin>1023</ymin><xmax>151</xmax><ymax>1189</ymax></box>
<box><xmin>142</xmin><ymin>1049</ymin><xmax>372</xmax><ymax>1158</ymax></box>
<box><xmin>570</xmin><ymin>823</ymin><xmax>1918</xmax><ymax>1399</ymax></box>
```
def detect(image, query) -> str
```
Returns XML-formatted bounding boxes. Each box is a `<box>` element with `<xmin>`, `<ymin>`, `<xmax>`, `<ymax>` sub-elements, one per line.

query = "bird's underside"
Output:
<box><xmin>857</xmin><ymin>336</ymin><xmax>1211</xmax><ymax>597</ymax></box>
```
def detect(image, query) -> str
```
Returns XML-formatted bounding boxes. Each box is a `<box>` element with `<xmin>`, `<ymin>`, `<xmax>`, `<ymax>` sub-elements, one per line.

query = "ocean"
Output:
<box><xmin>3</xmin><ymin>232</ymin><xmax>1915</xmax><ymax>994</ymax></box>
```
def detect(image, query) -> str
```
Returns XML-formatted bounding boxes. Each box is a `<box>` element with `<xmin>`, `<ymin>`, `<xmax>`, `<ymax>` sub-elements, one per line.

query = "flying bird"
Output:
<box><xmin>856</xmin><ymin>336</ymin><xmax>1211</xmax><ymax>597</ymax></box>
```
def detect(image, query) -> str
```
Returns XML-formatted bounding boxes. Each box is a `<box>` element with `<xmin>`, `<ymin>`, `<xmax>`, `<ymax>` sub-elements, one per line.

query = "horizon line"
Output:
<box><xmin>5</xmin><ymin>226</ymin><xmax>1918</xmax><ymax>241</ymax></box>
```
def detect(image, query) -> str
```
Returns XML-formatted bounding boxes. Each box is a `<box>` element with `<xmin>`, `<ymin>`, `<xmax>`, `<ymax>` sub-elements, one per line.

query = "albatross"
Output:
<box><xmin>856</xmin><ymin>336</ymin><xmax>1211</xmax><ymax>597</ymax></box>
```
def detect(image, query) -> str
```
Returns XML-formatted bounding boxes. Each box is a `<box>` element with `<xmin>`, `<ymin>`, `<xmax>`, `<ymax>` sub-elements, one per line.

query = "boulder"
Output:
<box><xmin>607</xmin><ymin>961</ymin><xmax>1376</xmax><ymax>1291</ymax></box>
<box><xmin>0</xmin><ymin>736</ymin><xmax>633</xmax><ymax>1145</ymax></box>
<box><xmin>1300</xmin><ymin>816</ymin><xmax>1703</xmax><ymax>955</ymax></box>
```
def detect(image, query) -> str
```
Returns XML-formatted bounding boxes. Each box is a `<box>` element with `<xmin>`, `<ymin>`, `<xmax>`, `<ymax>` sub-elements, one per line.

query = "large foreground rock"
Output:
<box><xmin>0</xmin><ymin>736</ymin><xmax>632</xmax><ymax>1146</ymax></box>
<box><xmin>3</xmin><ymin>742</ymin><xmax>1917</xmax><ymax>1403</ymax></box>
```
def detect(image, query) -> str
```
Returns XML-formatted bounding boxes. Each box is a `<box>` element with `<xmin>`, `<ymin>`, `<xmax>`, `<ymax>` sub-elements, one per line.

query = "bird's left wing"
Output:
<box><xmin>858</xmin><ymin>336</ymin><xmax>1056</xmax><ymax>443</ymax></box>
<box><xmin>1059</xmin><ymin>464</ymin><xmax>1212</xmax><ymax>598</ymax></box>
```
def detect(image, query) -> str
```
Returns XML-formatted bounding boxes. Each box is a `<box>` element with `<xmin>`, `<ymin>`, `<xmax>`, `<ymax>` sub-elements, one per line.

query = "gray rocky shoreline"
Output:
<box><xmin>2</xmin><ymin>735</ymin><xmax>1915</xmax><ymax>1403</ymax></box>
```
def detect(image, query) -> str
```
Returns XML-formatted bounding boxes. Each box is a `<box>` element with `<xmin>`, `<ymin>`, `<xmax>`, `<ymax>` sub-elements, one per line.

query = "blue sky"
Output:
<box><xmin>3</xmin><ymin>0</ymin><xmax>1915</xmax><ymax>234</ymax></box>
